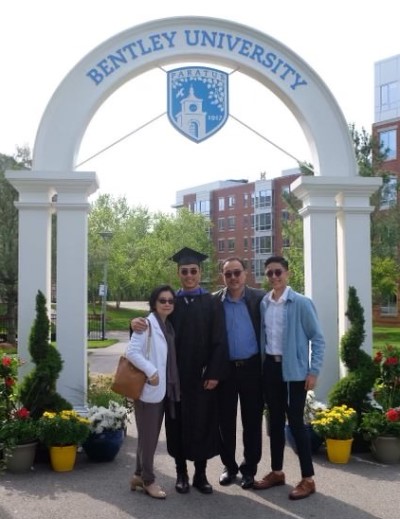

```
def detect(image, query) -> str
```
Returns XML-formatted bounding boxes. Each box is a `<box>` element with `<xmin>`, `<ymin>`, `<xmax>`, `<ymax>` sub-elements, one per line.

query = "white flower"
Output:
<box><xmin>87</xmin><ymin>401</ymin><xmax>129</xmax><ymax>434</ymax></box>
<box><xmin>304</xmin><ymin>391</ymin><xmax>327</xmax><ymax>423</ymax></box>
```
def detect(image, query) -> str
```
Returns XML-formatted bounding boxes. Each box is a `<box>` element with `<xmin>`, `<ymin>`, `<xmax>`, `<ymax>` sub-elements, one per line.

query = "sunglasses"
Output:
<box><xmin>266</xmin><ymin>268</ymin><xmax>284</xmax><ymax>278</ymax></box>
<box><xmin>157</xmin><ymin>298</ymin><xmax>175</xmax><ymax>305</ymax></box>
<box><xmin>223</xmin><ymin>269</ymin><xmax>244</xmax><ymax>279</ymax></box>
<box><xmin>180</xmin><ymin>268</ymin><xmax>199</xmax><ymax>276</ymax></box>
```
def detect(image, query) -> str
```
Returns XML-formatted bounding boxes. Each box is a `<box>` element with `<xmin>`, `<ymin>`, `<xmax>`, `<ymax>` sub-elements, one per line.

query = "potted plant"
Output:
<box><xmin>359</xmin><ymin>406</ymin><xmax>400</xmax><ymax>463</ymax></box>
<box><xmin>0</xmin><ymin>407</ymin><xmax>39</xmax><ymax>473</ymax></box>
<box><xmin>285</xmin><ymin>390</ymin><xmax>326</xmax><ymax>454</ymax></box>
<box><xmin>83</xmin><ymin>401</ymin><xmax>129</xmax><ymax>462</ymax></box>
<box><xmin>1</xmin><ymin>354</ymin><xmax>39</xmax><ymax>473</ymax></box>
<box><xmin>372</xmin><ymin>344</ymin><xmax>400</xmax><ymax>410</ymax></box>
<box><xmin>312</xmin><ymin>404</ymin><xmax>357</xmax><ymax>463</ymax></box>
<box><xmin>37</xmin><ymin>410</ymin><xmax>91</xmax><ymax>471</ymax></box>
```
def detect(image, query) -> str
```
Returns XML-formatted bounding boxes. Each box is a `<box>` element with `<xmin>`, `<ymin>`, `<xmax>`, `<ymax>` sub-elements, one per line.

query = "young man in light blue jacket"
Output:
<box><xmin>254</xmin><ymin>256</ymin><xmax>325</xmax><ymax>500</ymax></box>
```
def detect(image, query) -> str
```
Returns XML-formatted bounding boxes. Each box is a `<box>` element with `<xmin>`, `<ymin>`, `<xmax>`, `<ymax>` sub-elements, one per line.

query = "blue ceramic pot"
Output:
<box><xmin>83</xmin><ymin>429</ymin><xmax>124</xmax><ymax>462</ymax></box>
<box><xmin>285</xmin><ymin>424</ymin><xmax>323</xmax><ymax>455</ymax></box>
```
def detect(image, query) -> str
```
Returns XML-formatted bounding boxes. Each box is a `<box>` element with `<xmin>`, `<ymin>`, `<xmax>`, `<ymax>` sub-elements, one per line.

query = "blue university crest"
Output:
<box><xmin>167</xmin><ymin>66</ymin><xmax>229</xmax><ymax>143</ymax></box>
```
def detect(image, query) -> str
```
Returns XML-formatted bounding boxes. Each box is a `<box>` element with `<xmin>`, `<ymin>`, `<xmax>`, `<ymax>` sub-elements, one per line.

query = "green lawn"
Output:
<box><xmin>372</xmin><ymin>326</ymin><xmax>400</xmax><ymax>351</ymax></box>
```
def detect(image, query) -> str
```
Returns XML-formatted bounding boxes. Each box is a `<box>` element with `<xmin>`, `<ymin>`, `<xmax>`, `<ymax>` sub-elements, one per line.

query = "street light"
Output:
<box><xmin>99</xmin><ymin>230</ymin><xmax>114</xmax><ymax>340</ymax></box>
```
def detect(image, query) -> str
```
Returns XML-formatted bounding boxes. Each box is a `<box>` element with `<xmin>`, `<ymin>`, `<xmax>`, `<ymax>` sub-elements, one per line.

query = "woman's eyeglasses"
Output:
<box><xmin>265</xmin><ymin>268</ymin><xmax>284</xmax><ymax>278</ymax></box>
<box><xmin>157</xmin><ymin>298</ymin><xmax>175</xmax><ymax>305</ymax></box>
<box><xmin>180</xmin><ymin>268</ymin><xmax>199</xmax><ymax>276</ymax></box>
<box><xmin>223</xmin><ymin>269</ymin><xmax>243</xmax><ymax>279</ymax></box>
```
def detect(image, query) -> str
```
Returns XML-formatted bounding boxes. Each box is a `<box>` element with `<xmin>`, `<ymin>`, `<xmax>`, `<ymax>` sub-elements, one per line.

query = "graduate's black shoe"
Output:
<box><xmin>193</xmin><ymin>473</ymin><xmax>213</xmax><ymax>494</ymax></box>
<box><xmin>240</xmin><ymin>475</ymin><xmax>254</xmax><ymax>489</ymax></box>
<box><xmin>219</xmin><ymin>469</ymin><xmax>237</xmax><ymax>486</ymax></box>
<box><xmin>175</xmin><ymin>473</ymin><xmax>190</xmax><ymax>494</ymax></box>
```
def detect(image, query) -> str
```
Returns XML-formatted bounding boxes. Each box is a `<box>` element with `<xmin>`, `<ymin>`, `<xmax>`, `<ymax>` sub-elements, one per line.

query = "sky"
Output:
<box><xmin>2</xmin><ymin>0</ymin><xmax>400</xmax><ymax>213</ymax></box>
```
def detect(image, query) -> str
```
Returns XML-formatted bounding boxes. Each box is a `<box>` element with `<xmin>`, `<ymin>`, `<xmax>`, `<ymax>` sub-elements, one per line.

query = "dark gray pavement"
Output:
<box><xmin>1</xmin><ymin>332</ymin><xmax>400</xmax><ymax>518</ymax></box>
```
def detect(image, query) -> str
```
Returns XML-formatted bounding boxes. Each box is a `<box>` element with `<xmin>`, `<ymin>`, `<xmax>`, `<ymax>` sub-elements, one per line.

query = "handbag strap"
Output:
<box><xmin>145</xmin><ymin>319</ymin><xmax>152</xmax><ymax>359</ymax></box>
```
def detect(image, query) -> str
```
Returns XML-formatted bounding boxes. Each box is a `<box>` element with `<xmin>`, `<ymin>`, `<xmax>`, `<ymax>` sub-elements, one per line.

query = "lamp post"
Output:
<box><xmin>99</xmin><ymin>230</ymin><xmax>113</xmax><ymax>340</ymax></box>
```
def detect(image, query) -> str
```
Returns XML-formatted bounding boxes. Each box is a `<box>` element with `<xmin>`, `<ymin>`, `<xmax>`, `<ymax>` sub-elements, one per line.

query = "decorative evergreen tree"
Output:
<box><xmin>19</xmin><ymin>290</ymin><xmax>72</xmax><ymax>419</ymax></box>
<box><xmin>329</xmin><ymin>286</ymin><xmax>379</xmax><ymax>448</ymax></box>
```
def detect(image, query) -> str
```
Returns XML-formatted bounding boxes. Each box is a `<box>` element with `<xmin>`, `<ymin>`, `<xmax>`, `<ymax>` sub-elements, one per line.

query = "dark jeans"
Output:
<box><xmin>263</xmin><ymin>356</ymin><xmax>314</xmax><ymax>478</ymax></box>
<box><xmin>218</xmin><ymin>354</ymin><xmax>263</xmax><ymax>476</ymax></box>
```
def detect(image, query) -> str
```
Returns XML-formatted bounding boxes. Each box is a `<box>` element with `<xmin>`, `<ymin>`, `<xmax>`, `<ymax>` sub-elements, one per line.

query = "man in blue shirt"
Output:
<box><xmin>254</xmin><ymin>256</ymin><xmax>325</xmax><ymax>500</ymax></box>
<box><xmin>214</xmin><ymin>257</ymin><xmax>265</xmax><ymax>489</ymax></box>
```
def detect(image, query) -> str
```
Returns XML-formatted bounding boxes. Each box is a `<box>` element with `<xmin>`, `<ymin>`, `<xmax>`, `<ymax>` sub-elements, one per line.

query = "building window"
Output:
<box><xmin>255</xmin><ymin>236</ymin><xmax>272</xmax><ymax>254</ymax></box>
<box><xmin>227</xmin><ymin>195</ymin><xmax>236</xmax><ymax>209</ymax></box>
<box><xmin>243</xmin><ymin>237</ymin><xmax>248</xmax><ymax>251</ymax></box>
<box><xmin>255</xmin><ymin>259</ymin><xmax>265</xmax><ymax>277</ymax></box>
<box><xmin>379</xmin><ymin>129</ymin><xmax>397</xmax><ymax>160</ymax></box>
<box><xmin>199</xmin><ymin>200</ymin><xmax>210</xmax><ymax>215</ymax></box>
<box><xmin>228</xmin><ymin>238</ymin><xmax>235</xmax><ymax>252</ymax></box>
<box><xmin>281</xmin><ymin>210</ymin><xmax>289</xmax><ymax>222</ymax></box>
<box><xmin>250</xmin><ymin>213</ymin><xmax>255</xmax><ymax>229</ymax></box>
<box><xmin>255</xmin><ymin>212</ymin><xmax>272</xmax><ymax>231</ymax></box>
<box><xmin>380</xmin><ymin>81</ymin><xmax>398</xmax><ymax>110</ymax></box>
<box><xmin>218</xmin><ymin>197</ymin><xmax>225</xmax><ymax>211</ymax></box>
<box><xmin>255</xmin><ymin>189</ymin><xmax>272</xmax><ymax>208</ymax></box>
<box><xmin>243</xmin><ymin>193</ymin><xmax>249</xmax><ymax>208</ymax></box>
<box><xmin>218</xmin><ymin>239</ymin><xmax>225</xmax><ymax>252</ymax></box>
<box><xmin>381</xmin><ymin>175</ymin><xmax>398</xmax><ymax>208</ymax></box>
<box><xmin>218</xmin><ymin>218</ymin><xmax>225</xmax><ymax>231</ymax></box>
<box><xmin>251</xmin><ymin>193</ymin><xmax>255</xmax><ymax>207</ymax></box>
<box><xmin>227</xmin><ymin>216</ymin><xmax>236</xmax><ymax>230</ymax></box>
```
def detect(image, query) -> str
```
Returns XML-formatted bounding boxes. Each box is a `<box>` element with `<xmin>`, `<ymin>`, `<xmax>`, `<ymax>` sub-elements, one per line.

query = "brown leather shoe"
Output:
<box><xmin>289</xmin><ymin>479</ymin><xmax>316</xmax><ymax>500</ymax></box>
<box><xmin>253</xmin><ymin>471</ymin><xmax>285</xmax><ymax>490</ymax></box>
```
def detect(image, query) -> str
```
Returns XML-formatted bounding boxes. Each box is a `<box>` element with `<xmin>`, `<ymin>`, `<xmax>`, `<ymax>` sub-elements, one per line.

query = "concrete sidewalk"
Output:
<box><xmin>1</xmin><ymin>417</ymin><xmax>399</xmax><ymax>519</ymax></box>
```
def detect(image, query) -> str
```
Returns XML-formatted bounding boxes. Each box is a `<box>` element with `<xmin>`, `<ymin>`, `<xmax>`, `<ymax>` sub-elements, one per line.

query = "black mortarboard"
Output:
<box><xmin>170</xmin><ymin>247</ymin><xmax>208</xmax><ymax>266</ymax></box>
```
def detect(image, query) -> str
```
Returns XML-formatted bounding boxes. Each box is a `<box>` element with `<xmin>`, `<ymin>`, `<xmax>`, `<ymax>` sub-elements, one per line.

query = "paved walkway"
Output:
<box><xmin>1</xmin><ymin>326</ymin><xmax>399</xmax><ymax>518</ymax></box>
<box><xmin>1</xmin><ymin>419</ymin><xmax>399</xmax><ymax>519</ymax></box>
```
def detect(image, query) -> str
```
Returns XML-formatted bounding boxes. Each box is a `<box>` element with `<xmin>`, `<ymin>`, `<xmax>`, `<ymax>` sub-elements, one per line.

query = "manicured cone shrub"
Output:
<box><xmin>19</xmin><ymin>290</ymin><xmax>72</xmax><ymax>419</ymax></box>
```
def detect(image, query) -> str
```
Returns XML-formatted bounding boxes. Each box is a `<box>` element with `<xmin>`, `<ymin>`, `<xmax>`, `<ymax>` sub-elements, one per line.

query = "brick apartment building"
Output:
<box><xmin>174</xmin><ymin>171</ymin><xmax>299</xmax><ymax>287</ymax></box>
<box><xmin>372</xmin><ymin>54</ymin><xmax>400</xmax><ymax>323</ymax></box>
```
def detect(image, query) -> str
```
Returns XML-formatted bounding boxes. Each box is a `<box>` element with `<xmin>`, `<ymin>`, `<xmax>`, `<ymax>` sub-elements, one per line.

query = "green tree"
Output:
<box><xmin>88</xmin><ymin>194</ymin><xmax>151</xmax><ymax>307</ymax></box>
<box><xmin>0</xmin><ymin>149</ymin><xmax>31</xmax><ymax>341</ymax></box>
<box><xmin>133</xmin><ymin>208</ymin><xmax>215</xmax><ymax>296</ymax></box>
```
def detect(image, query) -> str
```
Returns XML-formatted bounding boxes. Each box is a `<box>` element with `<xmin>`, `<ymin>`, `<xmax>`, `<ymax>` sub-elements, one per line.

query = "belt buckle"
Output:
<box><xmin>234</xmin><ymin>360</ymin><xmax>245</xmax><ymax>367</ymax></box>
<box><xmin>273</xmin><ymin>355</ymin><xmax>282</xmax><ymax>362</ymax></box>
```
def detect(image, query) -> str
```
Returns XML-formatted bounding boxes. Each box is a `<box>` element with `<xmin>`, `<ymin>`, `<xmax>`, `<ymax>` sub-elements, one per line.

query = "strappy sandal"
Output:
<box><xmin>130</xmin><ymin>475</ymin><xmax>144</xmax><ymax>491</ymax></box>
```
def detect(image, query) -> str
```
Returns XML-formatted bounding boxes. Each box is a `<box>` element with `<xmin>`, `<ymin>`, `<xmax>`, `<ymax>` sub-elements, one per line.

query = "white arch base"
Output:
<box><xmin>6</xmin><ymin>17</ymin><xmax>381</xmax><ymax>407</ymax></box>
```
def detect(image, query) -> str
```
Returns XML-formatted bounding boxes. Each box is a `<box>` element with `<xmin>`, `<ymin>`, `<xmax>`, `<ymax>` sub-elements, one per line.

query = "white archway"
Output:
<box><xmin>6</xmin><ymin>17</ymin><xmax>381</xmax><ymax>407</ymax></box>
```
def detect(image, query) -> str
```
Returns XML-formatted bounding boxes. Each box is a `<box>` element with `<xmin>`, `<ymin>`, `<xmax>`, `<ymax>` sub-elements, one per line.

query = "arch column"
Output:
<box><xmin>53</xmin><ymin>172</ymin><xmax>98</xmax><ymax>411</ymax></box>
<box><xmin>291</xmin><ymin>177</ymin><xmax>340</xmax><ymax>400</ymax></box>
<box><xmin>335</xmin><ymin>178</ymin><xmax>382</xmax><ymax>360</ymax></box>
<box><xmin>5</xmin><ymin>171</ymin><xmax>55</xmax><ymax>377</ymax></box>
<box><xmin>292</xmin><ymin>176</ymin><xmax>382</xmax><ymax>399</ymax></box>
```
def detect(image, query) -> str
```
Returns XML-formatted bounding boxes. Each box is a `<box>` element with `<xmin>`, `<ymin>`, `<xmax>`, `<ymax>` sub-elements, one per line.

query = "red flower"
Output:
<box><xmin>386</xmin><ymin>408</ymin><xmax>400</xmax><ymax>422</ymax></box>
<box><xmin>374</xmin><ymin>352</ymin><xmax>383</xmax><ymax>363</ymax></box>
<box><xmin>5</xmin><ymin>376</ymin><xmax>15</xmax><ymax>387</ymax></box>
<box><xmin>14</xmin><ymin>407</ymin><xmax>30</xmax><ymax>419</ymax></box>
<box><xmin>1</xmin><ymin>356</ymin><xmax>12</xmax><ymax>367</ymax></box>
<box><xmin>384</xmin><ymin>356</ymin><xmax>399</xmax><ymax>366</ymax></box>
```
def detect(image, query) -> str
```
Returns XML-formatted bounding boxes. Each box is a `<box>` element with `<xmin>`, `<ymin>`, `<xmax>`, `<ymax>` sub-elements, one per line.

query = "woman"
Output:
<box><xmin>126</xmin><ymin>284</ymin><xmax>178</xmax><ymax>499</ymax></box>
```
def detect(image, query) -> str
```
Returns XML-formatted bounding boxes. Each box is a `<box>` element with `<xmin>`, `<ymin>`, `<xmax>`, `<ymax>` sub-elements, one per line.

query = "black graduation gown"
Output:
<box><xmin>165</xmin><ymin>292</ymin><xmax>228</xmax><ymax>461</ymax></box>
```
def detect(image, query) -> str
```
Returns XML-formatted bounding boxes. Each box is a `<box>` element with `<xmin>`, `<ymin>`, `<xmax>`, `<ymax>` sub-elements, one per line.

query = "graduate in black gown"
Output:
<box><xmin>166</xmin><ymin>247</ymin><xmax>228</xmax><ymax>494</ymax></box>
<box><xmin>131</xmin><ymin>247</ymin><xmax>228</xmax><ymax>495</ymax></box>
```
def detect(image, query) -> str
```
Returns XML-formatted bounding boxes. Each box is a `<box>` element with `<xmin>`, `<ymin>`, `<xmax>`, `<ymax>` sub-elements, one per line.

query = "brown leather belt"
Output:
<box><xmin>266</xmin><ymin>354</ymin><xmax>282</xmax><ymax>363</ymax></box>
